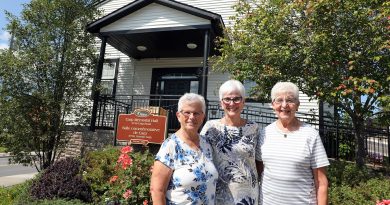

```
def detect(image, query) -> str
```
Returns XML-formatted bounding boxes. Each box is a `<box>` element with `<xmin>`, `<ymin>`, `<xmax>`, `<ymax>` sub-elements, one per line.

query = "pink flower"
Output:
<box><xmin>121</xmin><ymin>146</ymin><xmax>133</xmax><ymax>154</ymax></box>
<box><xmin>377</xmin><ymin>199</ymin><xmax>390</xmax><ymax>205</ymax></box>
<box><xmin>117</xmin><ymin>153</ymin><xmax>133</xmax><ymax>169</ymax></box>
<box><xmin>143</xmin><ymin>199</ymin><xmax>149</xmax><ymax>205</ymax></box>
<box><xmin>123</xmin><ymin>189</ymin><xmax>132</xmax><ymax>199</ymax></box>
<box><xmin>109</xmin><ymin>175</ymin><xmax>118</xmax><ymax>183</ymax></box>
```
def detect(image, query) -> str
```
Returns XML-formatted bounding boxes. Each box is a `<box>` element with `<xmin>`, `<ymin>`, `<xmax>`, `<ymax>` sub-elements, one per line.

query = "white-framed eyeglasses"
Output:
<box><xmin>273</xmin><ymin>98</ymin><xmax>297</xmax><ymax>105</ymax></box>
<box><xmin>180</xmin><ymin>111</ymin><xmax>203</xmax><ymax>117</ymax></box>
<box><xmin>222</xmin><ymin>96</ymin><xmax>243</xmax><ymax>104</ymax></box>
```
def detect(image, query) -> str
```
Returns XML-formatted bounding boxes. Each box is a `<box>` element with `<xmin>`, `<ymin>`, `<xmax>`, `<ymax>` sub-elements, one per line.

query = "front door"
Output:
<box><xmin>150</xmin><ymin>68</ymin><xmax>201</xmax><ymax>131</ymax></box>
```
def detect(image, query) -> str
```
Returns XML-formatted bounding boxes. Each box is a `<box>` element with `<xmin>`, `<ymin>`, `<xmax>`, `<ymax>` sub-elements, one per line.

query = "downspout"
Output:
<box><xmin>90</xmin><ymin>36</ymin><xmax>107</xmax><ymax>131</ymax></box>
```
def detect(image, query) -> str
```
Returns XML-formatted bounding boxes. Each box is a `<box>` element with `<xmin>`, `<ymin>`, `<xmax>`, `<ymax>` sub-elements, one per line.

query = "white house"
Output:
<box><xmin>85</xmin><ymin>0</ymin><xmax>328</xmax><ymax>134</ymax></box>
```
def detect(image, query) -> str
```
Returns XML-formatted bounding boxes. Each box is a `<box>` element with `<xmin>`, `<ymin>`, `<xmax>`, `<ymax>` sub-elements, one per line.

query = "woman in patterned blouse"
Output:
<box><xmin>200</xmin><ymin>80</ymin><xmax>262</xmax><ymax>205</ymax></box>
<box><xmin>150</xmin><ymin>93</ymin><xmax>218</xmax><ymax>205</ymax></box>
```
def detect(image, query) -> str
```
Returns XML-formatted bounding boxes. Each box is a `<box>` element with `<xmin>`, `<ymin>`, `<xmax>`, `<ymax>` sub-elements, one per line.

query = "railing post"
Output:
<box><xmin>90</xmin><ymin>36</ymin><xmax>107</xmax><ymax>131</ymax></box>
<box><xmin>113</xmin><ymin>110</ymin><xmax>119</xmax><ymax>146</ymax></box>
<box><xmin>334</xmin><ymin>104</ymin><xmax>339</xmax><ymax>159</ymax></box>
<box><xmin>387</xmin><ymin>126</ymin><xmax>390</xmax><ymax>164</ymax></box>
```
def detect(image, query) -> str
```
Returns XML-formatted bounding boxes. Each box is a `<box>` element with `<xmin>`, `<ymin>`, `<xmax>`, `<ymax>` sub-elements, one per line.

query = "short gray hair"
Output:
<box><xmin>219</xmin><ymin>79</ymin><xmax>245</xmax><ymax>100</ymax></box>
<box><xmin>271</xmin><ymin>82</ymin><xmax>300</xmax><ymax>102</ymax></box>
<box><xmin>177</xmin><ymin>93</ymin><xmax>206</xmax><ymax>113</ymax></box>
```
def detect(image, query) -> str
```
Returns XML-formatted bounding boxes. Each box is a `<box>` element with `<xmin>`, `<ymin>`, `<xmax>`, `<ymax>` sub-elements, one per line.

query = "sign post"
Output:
<box><xmin>116</xmin><ymin>108</ymin><xmax>168</xmax><ymax>145</ymax></box>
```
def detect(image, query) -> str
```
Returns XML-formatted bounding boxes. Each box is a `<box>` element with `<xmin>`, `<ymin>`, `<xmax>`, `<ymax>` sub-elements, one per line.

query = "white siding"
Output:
<box><xmin>93</xmin><ymin>0</ymin><xmax>322</xmax><ymax>116</ymax></box>
<box><xmin>98</xmin><ymin>0</ymin><xmax>237</xmax><ymax>27</ymax></box>
<box><xmin>178</xmin><ymin>0</ymin><xmax>237</xmax><ymax>26</ymax></box>
<box><xmin>97</xmin><ymin>0</ymin><xmax>135</xmax><ymax>15</ymax></box>
<box><xmin>101</xmin><ymin>3</ymin><xmax>210</xmax><ymax>32</ymax></box>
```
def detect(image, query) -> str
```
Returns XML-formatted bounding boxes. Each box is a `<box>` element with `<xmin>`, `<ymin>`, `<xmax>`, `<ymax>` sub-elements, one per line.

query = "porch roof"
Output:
<box><xmin>87</xmin><ymin>0</ymin><xmax>225</xmax><ymax>59</ymax></box>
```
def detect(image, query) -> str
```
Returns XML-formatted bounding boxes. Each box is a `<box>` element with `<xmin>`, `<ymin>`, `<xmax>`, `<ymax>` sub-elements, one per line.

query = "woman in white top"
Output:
<box><xmin>201</xmin><ymin>80</ymin><xmax>262</xmax><ymax>205</ymax></box>
<box><xmin>150</xmin><ymin>93</ymin><xmax>218</xmax><ymax>205</ymax></box>
<box><xmin>257</xmin><ymin>82</ymin><xmax>329</xmax><ymax>205</ymax></box>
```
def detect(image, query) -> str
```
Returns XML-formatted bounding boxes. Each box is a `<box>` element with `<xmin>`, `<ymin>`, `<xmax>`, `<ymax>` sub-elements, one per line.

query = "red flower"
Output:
<box><xmin>121</xmin><ymin>146</ymin><xmax>133</xmax><ymax>154</ymax></box>
<box><xmin>123</xmin><ymin>189</ymin><xmax>132</xmax><ymax>199</ymax></box>
<box><xmin>109</xmin><ymin>175</ymin><xmax>118</xmax><ymax>183</ymax></box>
<box><xmin>377</xmin><ymin>199</ymin><xmax>390</xmax><ymax>205</ymax></box>
<box><xmin>117</xmin><ymin>153</ymin><xmax>133</xmax><ymax>169</ymax></box>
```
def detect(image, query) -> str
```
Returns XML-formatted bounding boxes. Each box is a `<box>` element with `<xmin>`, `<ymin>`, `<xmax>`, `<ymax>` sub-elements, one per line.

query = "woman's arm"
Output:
<box><xmin>150</xmin><ymin>160</ymin><xmax>173</xmax><ymax>205</ymax></box>
<box><xmin>255</xmin><ymin>160</ymin><xmax>264</xmax><ymax>179</ymax></box>
<box><xmin>313</xmin><ymin>167</ymin><xmax>329</xmax><ymax>205</ymax></box>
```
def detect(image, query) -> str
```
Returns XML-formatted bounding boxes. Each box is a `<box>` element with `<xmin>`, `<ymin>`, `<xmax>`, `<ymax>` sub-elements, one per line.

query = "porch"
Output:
<box><xmin>91</xmin><ymin>94</ymin><xmax>390</xmax><ymax>164</ymax></box>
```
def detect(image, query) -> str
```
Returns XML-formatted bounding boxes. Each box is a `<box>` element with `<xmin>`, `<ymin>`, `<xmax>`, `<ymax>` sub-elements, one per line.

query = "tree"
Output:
<box><xmin>0</xmin><ymin>0</ymin><xmax>99</xmax><ymax>171</ymax></box>
<box><xmin>212</xmin><ymin>0</ymin><xmax>389</xmax><ymax>167</ymax></box>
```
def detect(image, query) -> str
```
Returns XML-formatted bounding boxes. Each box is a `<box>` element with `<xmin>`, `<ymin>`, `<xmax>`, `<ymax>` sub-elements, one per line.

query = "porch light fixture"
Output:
<box><xmin>136</xmin><ymin>45</ymin><xmax>147</xmax><ymax>52</ymax></box>
<box><xmin>186</xmin><ymin>43</ymin><xmax>197</xmax><ymax>49</ymax></box>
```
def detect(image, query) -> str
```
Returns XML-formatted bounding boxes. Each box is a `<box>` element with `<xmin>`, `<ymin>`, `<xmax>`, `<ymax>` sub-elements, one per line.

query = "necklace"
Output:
<box><xmin>276</xmin><ymin>119</ymin><xmax>300</xmax><ymax>138</ymax></box>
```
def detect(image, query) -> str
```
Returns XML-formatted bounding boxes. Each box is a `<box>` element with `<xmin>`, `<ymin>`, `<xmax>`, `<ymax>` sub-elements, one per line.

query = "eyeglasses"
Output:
<box><xmin>222</xmin><ymin>97</ymin><xmax>243</xmax><ymax>104</ymax></box>
<box><xmin>273</xmin><ymin>98</ymin><xmax>297</xmax><ymax>105</ymax></box>
<box><xmin>180</xmin><ymin>111</ymin><xmax>203</xmax><ymax>117</ymax></box>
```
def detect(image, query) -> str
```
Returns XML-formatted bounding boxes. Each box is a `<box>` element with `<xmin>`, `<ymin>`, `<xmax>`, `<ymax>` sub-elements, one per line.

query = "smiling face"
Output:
<box><xmin>176</xmin><ymin>101</ymin><xmax>205</xmax><ymax>133</ymax></box>
<box><xmin>220</xmin><ymin>90</ymin><xmax>245</xmax><ymax>119</ymax></box>
<box><xmin>272</xmin><ymin>92</ymin><xmax>300</xmax><ymax>122</ymax></box>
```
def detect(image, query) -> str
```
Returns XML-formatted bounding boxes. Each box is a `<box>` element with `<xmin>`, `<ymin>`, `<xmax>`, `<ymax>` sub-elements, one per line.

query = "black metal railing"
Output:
<box><xmin>93</xmin><ymin>95</ymin><xmax>390</xmax><ymax>164</ymax></box>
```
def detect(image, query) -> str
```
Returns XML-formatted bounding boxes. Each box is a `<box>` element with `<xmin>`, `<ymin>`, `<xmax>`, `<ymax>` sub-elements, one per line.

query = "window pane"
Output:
<box><xmin>101</xmin><ymin>80</ymin><xmax>114</xmax><ymax>95</ymax></box>
<box><xmin>190</xmin><ymin>81</ymin><xmax>199</xmax><ymax>93</ymax></box>
<box><xmin>102</xmin><ymin>62</ymin><xmax>116</xmax><ymax>79</ymax></box>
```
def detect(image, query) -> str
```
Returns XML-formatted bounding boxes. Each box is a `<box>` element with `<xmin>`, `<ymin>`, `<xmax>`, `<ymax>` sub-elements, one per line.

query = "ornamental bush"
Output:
<box><xmin>328</xmin><ymin>160</ymin><xmax>390</xmax><ymax>204</ymax></box>
<box><xmin>30</xmin><ymin>157</ymin><xmax>92</xmax><ymax>203</ymax></box>
<box><xmin>82</xmin><ymin>145</ymin><xmax>154</xmax><ymax>204</ymax></box>
<box><xmin>82</xmin><ymin>146</ymin><xmax>120</xmax><ymax>203</ymax></box>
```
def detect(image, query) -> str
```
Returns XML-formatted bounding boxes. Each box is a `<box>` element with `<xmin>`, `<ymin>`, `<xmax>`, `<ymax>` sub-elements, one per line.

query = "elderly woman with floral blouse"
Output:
<box><xmin>200</xmin><ymin>79</ymin><xmax>262</xmax><ymax>205</ymax></box>
<box><xmin>150</xmin><ymin>93</ymin><xmax>218</xmax><ymax>205</ymax></box>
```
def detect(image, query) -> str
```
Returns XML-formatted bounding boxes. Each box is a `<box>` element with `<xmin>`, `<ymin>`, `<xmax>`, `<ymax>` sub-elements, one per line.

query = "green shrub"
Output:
<box><xmin>329</xmin><ymin>185</ymin><xmax>367</xmax><ymax>204</ymax></box>
<box><xmin>0</xmin><ymin>179</ymin><xmax>33</xmax><ymax>205</ymax></box>
<box><xmin>328</xmin><ymin>160</ymin><xmax>390</xmax><ymax>204</ymax></box>
<box><xmin>0</xmin><ymin>146</ymin><xmax>7</xmax><ymax>152</ymax></box>
<box><xmin>30</xmin><ymin>157</ymin><xmax>92</xmax><ymax>203</ymax></box>
<box><xmin>82</xmin><ymin>145</ymin><xmax>154</xmax><ymax>204</ymax></box>
<box><xmin>327</xmin><ymin>160</ymin><xmax>371</xmax><ymax>187</ymax></box>
<box><xmin>16</xmin><ymin>198</ymin><xmax>88</xmax><ymax>205</ymax></box>
<box><xmin>329</xmin><ymin>178</ymin><xmax>390</xmax><ymax>204</ymax></box>
<box><xmin>82</xmin><ymin>146</ymin><xmax>121</xmax><ymax>203</ymax></box>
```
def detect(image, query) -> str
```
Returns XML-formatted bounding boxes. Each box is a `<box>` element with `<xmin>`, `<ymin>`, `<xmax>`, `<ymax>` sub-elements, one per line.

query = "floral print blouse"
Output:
<box><xmin>200</xmin><ymin>120</ymin><xmax>261</xmax><ymax>205</ymax></box>
<box><xmin>155</xmin><ymin>133</ymin><xmax>218</xmax><ymax>205</ymax></box>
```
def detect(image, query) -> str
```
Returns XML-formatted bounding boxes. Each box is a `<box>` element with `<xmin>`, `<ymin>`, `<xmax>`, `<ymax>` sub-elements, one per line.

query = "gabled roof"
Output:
<box><xmin>87</xmin><ymin>0</ymin><xmax>225</xmax><ymax>59</ymax></box>
<box><xmin>87</xmin><ymin>0</ymin><xmax>224</xmax><ymax>35</ymax></box>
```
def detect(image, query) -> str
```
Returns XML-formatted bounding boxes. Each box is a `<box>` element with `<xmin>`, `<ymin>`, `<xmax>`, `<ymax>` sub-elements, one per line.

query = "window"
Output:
<box><xmin>101</xmin><ymin>59</ymin><xmax>119</xmax><ymax>96</ymax></box>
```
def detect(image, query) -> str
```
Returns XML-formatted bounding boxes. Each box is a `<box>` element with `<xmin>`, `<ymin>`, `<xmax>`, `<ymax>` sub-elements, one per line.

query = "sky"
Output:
<box><xmin>0</xmin><ymin>0</ymin><xmax>30</xmax><ymax>49</ymax></box>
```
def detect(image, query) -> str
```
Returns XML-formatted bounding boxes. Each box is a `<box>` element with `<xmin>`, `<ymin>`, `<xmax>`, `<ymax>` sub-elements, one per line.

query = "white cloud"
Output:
<box><xmin>0</xmin><ymin>31</ymin><xmax>11</xmax><ymax>41</ymax></box>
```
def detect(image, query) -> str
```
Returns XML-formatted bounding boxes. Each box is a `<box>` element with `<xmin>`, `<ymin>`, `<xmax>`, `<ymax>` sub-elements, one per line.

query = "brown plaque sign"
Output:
<box><xmin>116</xmin><ymin>108</ymin><xmax>167</xmax><ymax>144</ymax></box>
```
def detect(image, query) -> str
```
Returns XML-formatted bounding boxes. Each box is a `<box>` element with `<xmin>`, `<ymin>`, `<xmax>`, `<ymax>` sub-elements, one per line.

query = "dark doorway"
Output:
<box><xmin>150</xmin><ymin>68</ymin><xmax>201</xmax><ymax>132</ymax></box>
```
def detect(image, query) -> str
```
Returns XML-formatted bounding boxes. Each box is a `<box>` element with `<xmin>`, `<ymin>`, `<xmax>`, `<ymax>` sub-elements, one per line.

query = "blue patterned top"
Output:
<box><xmin>201</xmin><ymin>120</ymin><xmax>261</xmax><ymax>205</ymax></box>
<box><xmin>155</xmin><ymin>133</ymin><xmax>218</xmax><ymax>205</ymax></box>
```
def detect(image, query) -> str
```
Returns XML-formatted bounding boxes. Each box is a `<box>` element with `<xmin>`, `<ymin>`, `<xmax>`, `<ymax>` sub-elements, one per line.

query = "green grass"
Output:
<box><xmin>0</xmin><ymin>147</ymin><xmax>8</xmax><ymax>153</ymax></box>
